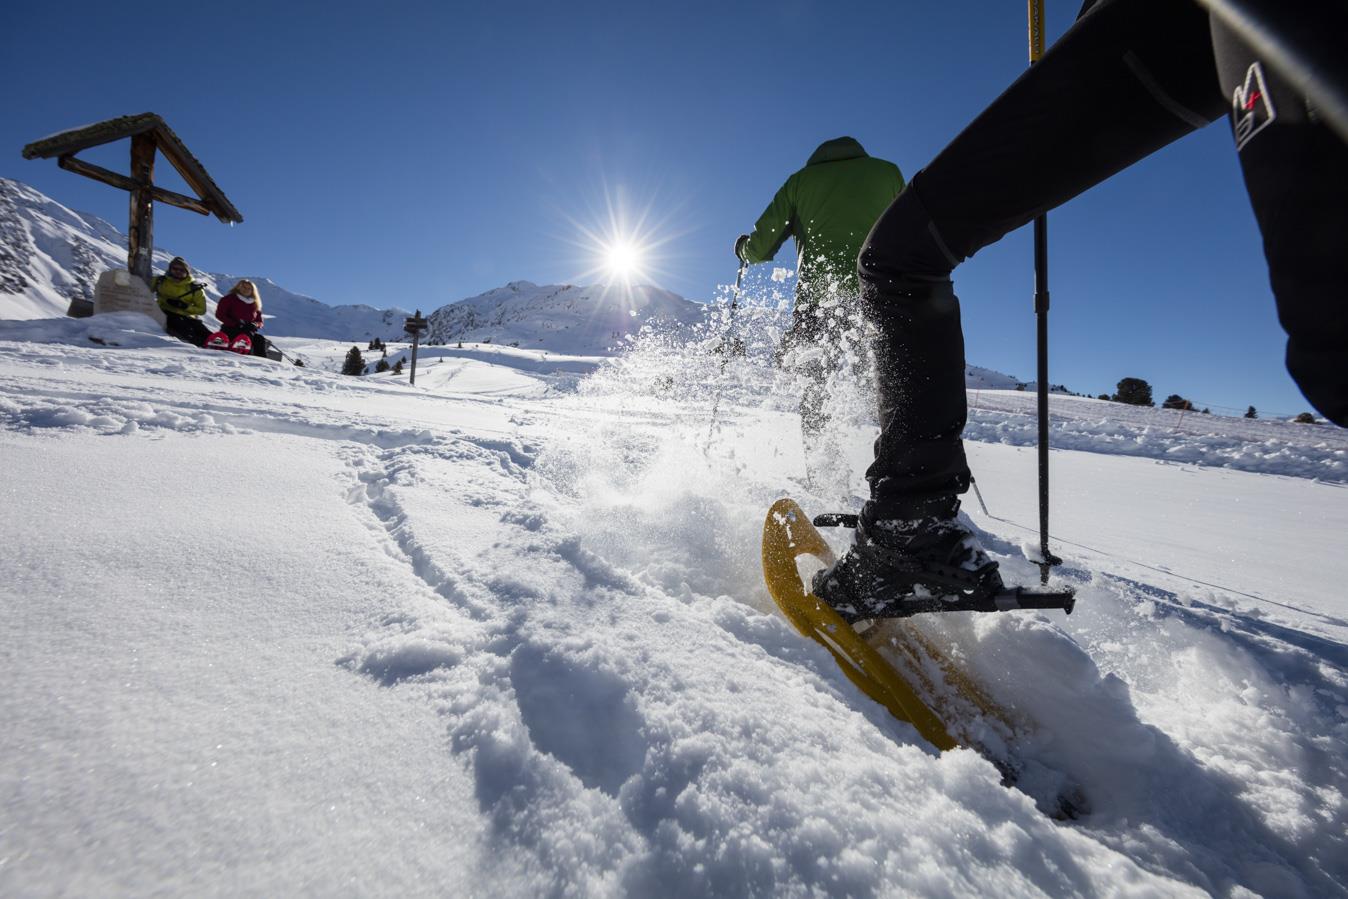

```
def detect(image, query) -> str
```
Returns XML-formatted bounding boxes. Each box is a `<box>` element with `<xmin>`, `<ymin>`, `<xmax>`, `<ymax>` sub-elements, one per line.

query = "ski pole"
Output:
<box><xmin>704</xmin><ymin>258</ymin><xmax>748</xmax><ymax>451</ymax></box>
<box><xmin>1029</xmin><ymin>0</ymin><xmax>1061</xmax><ymax>585</ymax></box>
<box><xmin>970</xmin><ymin>475</ymin><xmax>992</xmax><ymax>518</ymax></box>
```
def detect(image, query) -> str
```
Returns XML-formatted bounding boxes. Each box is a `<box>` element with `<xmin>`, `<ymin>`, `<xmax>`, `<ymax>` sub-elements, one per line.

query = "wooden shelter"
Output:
<box><xmin>22</xmin><ymin>113</ymin><xmax>242</xmax><ymax>286</ymax></box>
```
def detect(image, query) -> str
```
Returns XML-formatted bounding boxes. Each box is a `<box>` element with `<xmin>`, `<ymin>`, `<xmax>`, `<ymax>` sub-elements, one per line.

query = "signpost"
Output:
<box><xmin>404</xmin><ymin>311</ymin><xmax>429</xmax><ymax>386</ymax></box>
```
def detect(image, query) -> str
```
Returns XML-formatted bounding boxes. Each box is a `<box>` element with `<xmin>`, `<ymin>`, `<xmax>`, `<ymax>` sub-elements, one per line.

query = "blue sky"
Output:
<box><xmin>3</xmin><ymin>0</ymin><xmax>1312</xmax><ymax>415</ymax></box>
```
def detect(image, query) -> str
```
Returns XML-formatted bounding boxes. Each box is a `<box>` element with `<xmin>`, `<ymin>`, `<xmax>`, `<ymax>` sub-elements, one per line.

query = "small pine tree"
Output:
<box><xmin>1294</xmin><ymin>412</ymin><xmax>1316</xmax><ymax>424</ymax></box>
<box><xmin>375</xmin><ymin>358</ymin><xmax>390</xmax><ymax>373</ymax></box>
<box><xmin>1097</xmin><ymin>394</ymin><xmax>1111</xmax><ymax>401</ymax></box>
<box><xmin>1162</xmin><ymin>394</ymin><xmax>1194</xmax><ymax>411</ymax></box>
<box><xmin>342</xmin><ymin>346</ymin><xmax>365</xmax><ymax>376</ymax></box>
<box><xmin>393</xmin><ymin>359</ymin><xmax>404</xmax><ymax>375</ymax></box>
<box><xmin>1113</xmin><ymin>377</ymin><xmax>1154</xmax><ymax>407</ymax></box>
<box><xmin>1245</xmin><ymin>406</ymin><xmax>1257</xmax><ymax>419</ymax></box>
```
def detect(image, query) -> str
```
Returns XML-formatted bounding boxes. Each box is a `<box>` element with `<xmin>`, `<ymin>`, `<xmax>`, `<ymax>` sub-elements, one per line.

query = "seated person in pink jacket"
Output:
<box><xmin>215</xmin><ymin>279</ymin><xmax>268</xmax><ymax>357</ymax></box>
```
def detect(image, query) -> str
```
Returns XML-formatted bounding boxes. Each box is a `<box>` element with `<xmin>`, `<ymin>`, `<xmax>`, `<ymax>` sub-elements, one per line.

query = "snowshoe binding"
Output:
<box><xmin>811</xmin><ymin>502</ymin><xmax>1075</xmax><ymax>624</ymax></box>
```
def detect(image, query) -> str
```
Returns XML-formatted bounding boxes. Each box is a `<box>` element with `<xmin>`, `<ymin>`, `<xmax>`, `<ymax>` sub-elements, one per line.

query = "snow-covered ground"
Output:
<box><xmin>2</xmin><ymin>313</ymin><xmax>1345</xmax><ymax>897</ymax></box>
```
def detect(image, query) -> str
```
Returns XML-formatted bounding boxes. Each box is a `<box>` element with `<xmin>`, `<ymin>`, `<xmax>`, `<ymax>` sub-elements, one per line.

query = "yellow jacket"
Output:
<box><xmin>154</xmin><ymin>275</ymin><xmax>207</xmax><ymax>318</ymax></box>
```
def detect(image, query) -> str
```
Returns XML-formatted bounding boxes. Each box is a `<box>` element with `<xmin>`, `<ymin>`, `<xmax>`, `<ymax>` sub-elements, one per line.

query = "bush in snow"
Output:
<box><xmin>1113</xmin><ymin>377</ymin><xmax>1153</xmax><ymax>407</ymax></box>
<box><xmin>375</xmin><ymin>358</ymin><xmax>390</xmax><ymax>373</ymax></box>
<box><xmin>1245</xmin><ymin>405</ymin><xmax>1258</xmax><ymax>419</ymax></box>
<box><xmin>1294</xmin><ymin>412</ymin><xmax>1317</xmax><ymax>424</ymax></box>
<box><xmin>393</xmin><ymin>359</ymin><xmax>404</xmax><ymax>375</ymax></box>
<box><xmin>342</xmin><ymin>346</ymin><xmax>365</xmax><ymax>376</ymax></box>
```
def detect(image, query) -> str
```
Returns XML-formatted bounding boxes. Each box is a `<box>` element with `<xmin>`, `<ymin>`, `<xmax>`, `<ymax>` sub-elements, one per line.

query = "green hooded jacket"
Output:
<box><xmin>738</xmin><ymin>137</ymin><xmax>904</xmax><ymax>301</ymax></box>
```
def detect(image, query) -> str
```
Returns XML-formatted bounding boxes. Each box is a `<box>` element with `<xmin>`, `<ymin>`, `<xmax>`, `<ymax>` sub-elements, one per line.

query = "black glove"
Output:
<box><xmin>734</xmin><ymin>234</ymin><xmax>750</xmax><ymax>261</ymax></box>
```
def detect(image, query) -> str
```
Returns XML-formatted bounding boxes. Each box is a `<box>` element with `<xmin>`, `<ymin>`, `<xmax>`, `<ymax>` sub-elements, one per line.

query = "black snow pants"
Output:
<box><xmin>858</xmin><ymin>0</ymin><xmax>1348</xmax><ymax>519</ymax></box>
<box><xmin>164</xmin><ymin>312</ymin><xmax>212</xmax><ymax>348</ymax></box>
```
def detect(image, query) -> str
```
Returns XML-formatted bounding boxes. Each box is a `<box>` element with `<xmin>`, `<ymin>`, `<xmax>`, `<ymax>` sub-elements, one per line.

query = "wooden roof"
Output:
<box><xmin>22</xmin><ymin>113</ymin><xmax>243</xmax><ymax>224</ymax></box>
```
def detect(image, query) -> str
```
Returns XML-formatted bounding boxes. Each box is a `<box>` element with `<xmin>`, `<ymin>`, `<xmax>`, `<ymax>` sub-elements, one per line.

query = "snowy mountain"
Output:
<box><xmin>2</xmin><ymin>176</ymin><xmax>1038</xmax><ymax>387</ymax></box>
<box><xmin>426</xmin><ymin>280</ymin><xmax>709</xmax><ymax>355</ymax></box>
<box><xmin>0</xmin><ymin>177</ymin><xmax>711</xmax><ymax>352</ymax></box>
<box><xmin>1</xmin><ymin>313</ymin><xmax>1345</xmax><ymax>896</ymax></box>
<box><xmin>0</xmin><ymin>177</ymin><xmax>411</xmax><ymax>341</ymax></box>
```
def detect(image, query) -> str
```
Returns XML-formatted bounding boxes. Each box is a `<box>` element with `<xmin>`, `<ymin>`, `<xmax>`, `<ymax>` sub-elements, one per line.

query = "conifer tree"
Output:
<box><xmin>1113</xmin><ymin>377</ymin><xmax>1153</xmax><ymax>406</ymax></box>
<box><xmin>342</xmin><ymin>346</ymin><xmax>365</xmax><ymax>376</ymax></box>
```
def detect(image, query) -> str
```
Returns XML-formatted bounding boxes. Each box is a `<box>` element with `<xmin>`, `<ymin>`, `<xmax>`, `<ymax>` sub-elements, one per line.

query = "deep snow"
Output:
<box><xmin>1</xmin><ymin>312</ymin><xmax>1345</xmax><ymax>897</ymax></box>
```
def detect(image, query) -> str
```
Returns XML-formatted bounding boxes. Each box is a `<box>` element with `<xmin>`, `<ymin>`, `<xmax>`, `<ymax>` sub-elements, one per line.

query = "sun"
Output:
<box><xmin>603</xmin><ymin>240</ymin><xmax>644</xmax><ymax>281</ymax></box>
<box><xmin>552</xmin><ymin>180</ymin><xmax>690</xmax><ymax>292</ymax></box>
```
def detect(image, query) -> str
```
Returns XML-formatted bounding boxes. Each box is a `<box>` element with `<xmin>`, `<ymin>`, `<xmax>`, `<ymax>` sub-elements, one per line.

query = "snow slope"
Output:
<box><xmin>1</xmin><ymin>313</ymin><xmax>1344</xmax><ymax>896</ymax></box>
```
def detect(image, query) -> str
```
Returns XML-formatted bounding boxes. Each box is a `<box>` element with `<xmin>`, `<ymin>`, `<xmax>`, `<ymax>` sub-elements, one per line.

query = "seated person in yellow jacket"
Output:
<box><xmin>154</xmin><ymin>257</ymin><xmax>211</xmax><ymax>347</ymax></box>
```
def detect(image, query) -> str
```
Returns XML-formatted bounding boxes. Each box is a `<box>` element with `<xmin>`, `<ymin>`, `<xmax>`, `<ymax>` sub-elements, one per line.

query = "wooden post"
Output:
<box><xmin>128</xmin><ymin>133</ymin><xmax>156</xmax><ymax>286</ymax></box>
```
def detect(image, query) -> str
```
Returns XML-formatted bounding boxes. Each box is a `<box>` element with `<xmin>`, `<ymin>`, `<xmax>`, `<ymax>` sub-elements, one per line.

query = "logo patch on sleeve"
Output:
<box><xmin>1232</xmin><ymin>61</ymin><xmax>1275</xmax><ymax>151</ymax></box>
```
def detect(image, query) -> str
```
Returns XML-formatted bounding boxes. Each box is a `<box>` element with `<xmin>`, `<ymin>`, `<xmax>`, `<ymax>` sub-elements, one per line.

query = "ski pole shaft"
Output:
<box><xmin>705</xmin><ymin>259</ymin><xmax>748</xmax><ymax>450</ymax></box>
<box><xmin>970</xmin><ymin>475</ymin><xmax>992</xmax><ymax>518</ymax></box>
<box><xmin>1035</xmin><ymin>216</ymin><xmax>1052</xmax><ymax>584</ymax></box>
<box><xmin>1029</xmin><ymin>0</ymin><xmax>1058</xmax><ymax>585</ymax></box>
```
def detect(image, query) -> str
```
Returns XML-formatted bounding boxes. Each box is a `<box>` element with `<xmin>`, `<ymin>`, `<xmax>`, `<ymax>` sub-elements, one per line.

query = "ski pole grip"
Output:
<box><xmin>1004</xmin><ymin>588</ymin><xmax>1076</xmax><ymax>615</ymax></box>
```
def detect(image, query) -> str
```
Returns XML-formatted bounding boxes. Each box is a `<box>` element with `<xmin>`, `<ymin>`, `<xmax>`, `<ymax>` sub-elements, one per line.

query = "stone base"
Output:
<box><xmin>93</xmin><ymin>269</ymin><xmax>165</xmax><ymax>327</ymax></box>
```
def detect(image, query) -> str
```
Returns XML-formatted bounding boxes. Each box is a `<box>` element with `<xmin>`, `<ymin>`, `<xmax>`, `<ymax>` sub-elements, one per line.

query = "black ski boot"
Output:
<box><xmin>812</xmin><ymin>499</ymin><xmax>1004</xmax><ymax>624</ymax></box>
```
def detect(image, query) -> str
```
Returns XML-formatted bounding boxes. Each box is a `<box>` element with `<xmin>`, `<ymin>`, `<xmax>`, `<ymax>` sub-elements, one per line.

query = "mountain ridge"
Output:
<box><xmin>1</xmin><ymin>176</ymin><xmax>1028</xmax><ymax>385</ymax></box>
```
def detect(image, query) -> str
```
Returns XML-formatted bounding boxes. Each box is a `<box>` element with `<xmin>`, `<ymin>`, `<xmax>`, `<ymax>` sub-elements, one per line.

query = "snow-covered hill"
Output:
<box><xmin>426</xmin><ymin>280</ymin><xmax>709</xmax><ymax>355</ymax></box>
<box><xmin>1</xmin><ymin>313</ymin><xmax>1345</xmax><ymax>896</ymax></box>
<box><xmin>1</xmin><ymin>177</ymin><xmax>713</xmax><ymax>353</ymax></box>
<box><xmin>1</xmin><ymin>177</ymin><xmax>414</xmax><ymax>342</ymax></box>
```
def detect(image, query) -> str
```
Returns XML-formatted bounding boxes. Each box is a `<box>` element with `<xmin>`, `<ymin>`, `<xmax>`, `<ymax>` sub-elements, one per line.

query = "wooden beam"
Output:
<box><xmin>151</xmin><ymin>123</ymin><xmax>243</xmax><ymax>224</ymax></box>
<box><xmin>128</xmin><ymin>134</ymin><xmax>156</xmax><ymax>286</ymax></box>
<box><xmin>57</xmin><ymin>156</ymin><xmax>212</xmax><ymax>216</ymax></box>
<box><xmin>24</xmin><ymin>112</ymin><xmax>243</xmax><ymax>224</ymax></box>
<box><xmin>22</xmin><ymin>113</ymin><xmax>161</xmax><ymax>161</ymax></box>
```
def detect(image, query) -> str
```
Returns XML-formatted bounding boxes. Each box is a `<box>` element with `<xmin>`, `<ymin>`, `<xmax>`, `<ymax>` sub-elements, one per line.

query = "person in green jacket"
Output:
<box><xmin>735</xmin><ymin>136</ymin><xmax>905</xmax><ymax>479</ymax></box>
<box><xmin>154</xmin><ymin>256</ymin><xmax>211</xmax><ymax>347</ymax></box>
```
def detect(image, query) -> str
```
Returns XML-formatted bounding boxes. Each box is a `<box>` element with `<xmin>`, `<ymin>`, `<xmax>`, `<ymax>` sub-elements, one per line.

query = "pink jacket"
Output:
<box><xmin>216</xmin><ymin>293</ymin><xmax>263</xmax><ymax>331</ymax></box>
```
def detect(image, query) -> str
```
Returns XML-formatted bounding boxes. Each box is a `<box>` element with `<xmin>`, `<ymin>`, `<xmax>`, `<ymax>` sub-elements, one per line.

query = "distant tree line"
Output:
<box><xmin>343</xmin><ymin>345</ymin><xmax>403</xmax><ymax>377</ymax></box>
<box><xmin>1092</xmin><ymin>378</ymin><xmax>1316</xmax><ymax>421</ymax></box>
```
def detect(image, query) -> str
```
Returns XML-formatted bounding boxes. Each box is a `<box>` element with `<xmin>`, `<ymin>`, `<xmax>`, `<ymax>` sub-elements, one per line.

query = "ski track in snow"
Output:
<box><xmin>2</xmin><ymin>317</ymin><xmax>1346</xmax><ymax>897</ymax></box>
